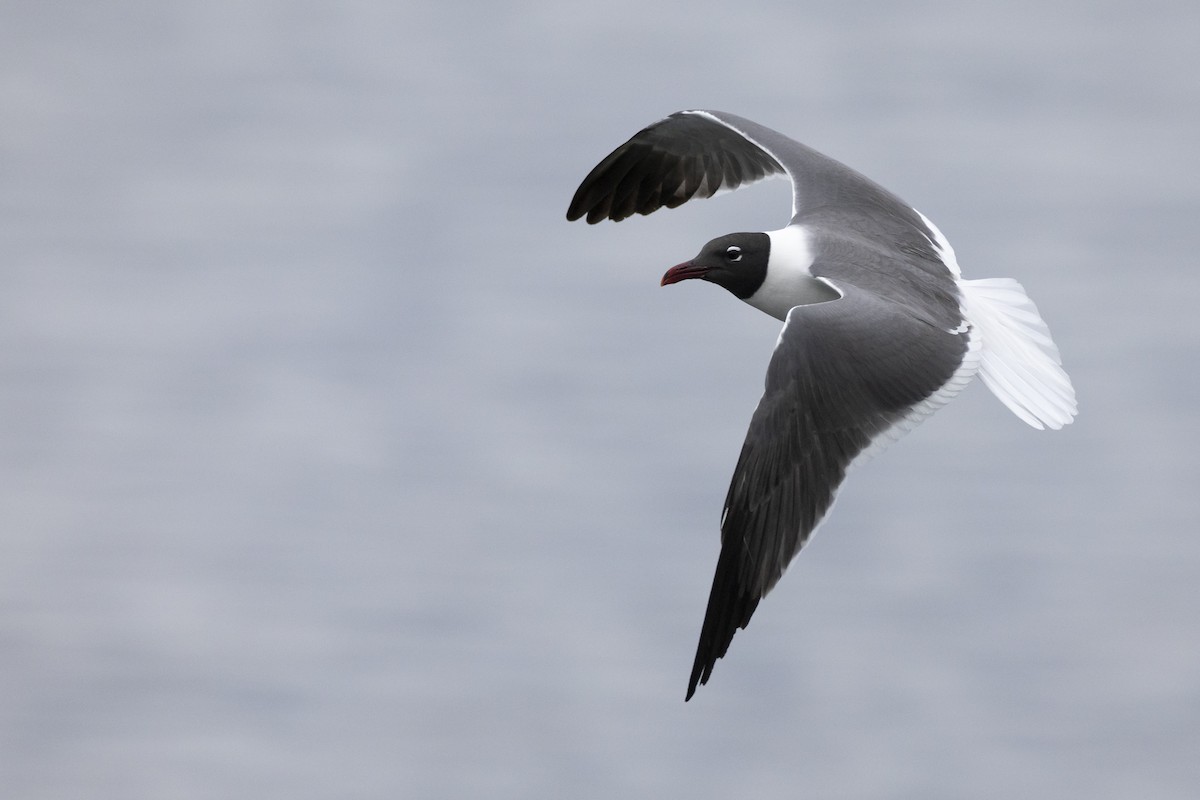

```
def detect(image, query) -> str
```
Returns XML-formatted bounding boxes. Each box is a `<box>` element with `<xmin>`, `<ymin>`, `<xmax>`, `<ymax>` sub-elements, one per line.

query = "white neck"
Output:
<box><xmin>746</xmin><ymin>227</ymin><xmax>837</xmax><ymax>320</ymax></box>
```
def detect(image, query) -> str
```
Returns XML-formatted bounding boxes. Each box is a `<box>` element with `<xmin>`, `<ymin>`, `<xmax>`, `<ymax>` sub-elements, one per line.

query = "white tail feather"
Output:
<box><xmin>958</xmin><ymin>278</ymin><xmax>1077</xmax><ymax>430</ymax></box>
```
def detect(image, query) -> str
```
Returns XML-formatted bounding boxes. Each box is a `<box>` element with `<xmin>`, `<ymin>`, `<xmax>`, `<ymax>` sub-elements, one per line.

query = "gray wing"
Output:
<box><xmin>686</xmin><ymin>284</ymin><xmax>968</xmax><ymax>700</ymax></box>
<box><xmin>567</xmin><ymin>110</ymin><xmax>937</xmax><ymax>235</ymax></box>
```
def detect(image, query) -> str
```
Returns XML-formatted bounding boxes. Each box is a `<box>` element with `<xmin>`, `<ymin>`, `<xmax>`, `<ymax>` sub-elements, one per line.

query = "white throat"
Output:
<box><xmin>746</xmin><ymin>226</ymin><xmax>837</xmax><ymax>320</ymax></box>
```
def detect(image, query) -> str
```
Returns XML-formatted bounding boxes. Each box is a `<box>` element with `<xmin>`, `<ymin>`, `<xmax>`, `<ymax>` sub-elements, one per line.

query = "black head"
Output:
<box><xmin>660</xmin><ymin>232</ymin><xmax>770</xmax><ymax>299</ymax></box>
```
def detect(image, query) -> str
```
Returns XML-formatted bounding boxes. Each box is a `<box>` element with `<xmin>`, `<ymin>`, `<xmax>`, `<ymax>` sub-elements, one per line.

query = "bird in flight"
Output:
<box><xmin>566</xmin><ymin>110</ymin><xmax>1077</xmax><ymax>700</ymax></box>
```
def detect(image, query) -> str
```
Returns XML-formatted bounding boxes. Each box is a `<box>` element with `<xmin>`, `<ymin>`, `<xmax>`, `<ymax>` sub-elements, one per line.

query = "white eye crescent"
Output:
<box><xmin>726</xmin><ymin>246</ymin><xmax>742</xmax><ymax>262</ymax></box>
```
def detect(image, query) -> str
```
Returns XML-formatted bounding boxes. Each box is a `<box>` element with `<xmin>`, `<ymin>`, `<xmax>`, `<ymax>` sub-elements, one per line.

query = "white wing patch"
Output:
<box><xmin>914</xmin><ymin>208</ymin><xmax>963</xmax><ymax>278</ymax></box>
<box><xmin>958</xmin><ymin>277</ymin><xmax>1077</xmax><ymax>430</ymax></box>
<box><xmin>684</xmin><ymin>109</ymin><xmax>798</xmax><ymax>218</ymax></box>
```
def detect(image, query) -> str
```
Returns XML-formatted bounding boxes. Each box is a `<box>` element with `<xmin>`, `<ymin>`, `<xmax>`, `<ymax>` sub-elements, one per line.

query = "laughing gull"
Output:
<box><xmin>566</xmin><ymin>110</ymin><xmax>1077</xmax><ymax>701</ymax></box>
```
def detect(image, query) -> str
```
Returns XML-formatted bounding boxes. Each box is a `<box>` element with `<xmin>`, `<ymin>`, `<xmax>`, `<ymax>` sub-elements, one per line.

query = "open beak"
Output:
<box><xmin>660</xmin><ymin>261</ymin><xmax>710</xmax><ymax>286</ymax></box>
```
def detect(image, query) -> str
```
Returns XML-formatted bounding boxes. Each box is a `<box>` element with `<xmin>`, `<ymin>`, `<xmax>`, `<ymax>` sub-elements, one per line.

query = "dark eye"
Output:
<box><xmin>726</xmin><ymin>246</ymin><xmax>742</xmax><ymax>262</ymax></box>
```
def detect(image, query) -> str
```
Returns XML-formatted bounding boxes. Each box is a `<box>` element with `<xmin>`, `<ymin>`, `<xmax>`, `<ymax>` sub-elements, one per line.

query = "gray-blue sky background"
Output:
<box><xmin>2</xmin><ymin>2</ymin><xmax>1197</xmax><ymax>798</ymax></box>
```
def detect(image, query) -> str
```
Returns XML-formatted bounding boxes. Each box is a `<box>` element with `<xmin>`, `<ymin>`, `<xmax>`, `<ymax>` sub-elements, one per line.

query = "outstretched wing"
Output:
<box><xmin>566</xmin><ymin>110</ymin><xmax>787</xmax><ymax>224</ymax></box>
<box><xmin>567</xmin><ymin>109</ymin><xmax>935</xmax><ymax>235</ymax></box>
<box><xmin>686</xmin><ymin>284</ymin><xmax>971</xmax><ymax>700</ymax></box>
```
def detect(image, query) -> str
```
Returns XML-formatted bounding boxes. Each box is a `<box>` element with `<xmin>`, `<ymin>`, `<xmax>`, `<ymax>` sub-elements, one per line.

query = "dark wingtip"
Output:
<box><xmin>685</xmin><ymin>631</ymin><xmax>717</xmax><ymax>702</ymax></box>
<box><xmin>685</xmin><ymin>653</ymin><xmax>711</xmax><ymax>701</ymax></box>
<box><xmin>683</xmin><ymin>540</ymin><xmax>762</xmax><ymax>702</ymax></box>
<box><xmin>565</xmin><ymin>193</ymin><xmax>588</xmax><ymax>223</ymax></box>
